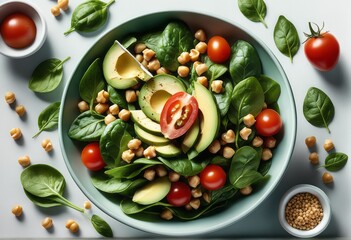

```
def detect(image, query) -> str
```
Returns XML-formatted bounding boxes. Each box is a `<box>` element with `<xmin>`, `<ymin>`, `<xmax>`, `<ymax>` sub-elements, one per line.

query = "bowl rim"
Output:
<box><xmin>0</xmin><ymin>0</ymin><xmax>47</xmax><ymax>58</ymax></box>
<box><xmin>59</xmin><ymin>10</ymin><xmax>297</xmax><ymax>236</ymax></box>
<box><xmin>278</xmin><ymin>184</ymin><xmax>331</xmax><ymax>238</ymax></box>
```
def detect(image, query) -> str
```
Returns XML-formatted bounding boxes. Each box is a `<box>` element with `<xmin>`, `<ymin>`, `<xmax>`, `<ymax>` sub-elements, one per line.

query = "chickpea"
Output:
<box><xmin>156</xmin><ymin>67</ymin><xmax>169</xmax><ymax>75</ymax></box>
<box><xmin>243</xmin><ymin>114</ymin><xmax>256</xmax><ymax>127</ymax></box>
<box><xmin>65</xmin><ymin>219</ymin><xmax>79</xmax><ymax>233</ymax></box>
<box><xmin>104</xmin><ymin>114</ymin><xmax>116</xmax><ymax>125</ymax></box>
<box><xmin>12</xmin><ymin>204</ymin><xmax>23</xmax><ymax>217</ymax></box>
<box><xmin>118</xmin><ymin>109</ymin><xmax>131</xmax><ymax>121</ymax></box>
<box><xmin>223</xmin><ymin>146</ymin><xmax>235</xmax><ymax>159</ymax></box>
<box><xmin>189</xmin><ymin>198</ymin><xmax>201</xmax><ymax>210</ymax></box>
<box><xmin>264</xmin><ymin>136</ymin><xmax>276</xmax><ymax>148</ymax></box>
<box><xmin>10</xmin><ymin>128</ymin><xmax>22</xmax><ymax>140</ymax></box>
<box><xmin>95</xmin><ymin>103</ymin><xmax>109</xmax><ymax>114</ymax></box>
<box><xmin>147</xmin><ymin>59</ymin><xmax>161</xmax><ymax>72</ymax></box>
<box><xmin>41</xmin><ymin>138</ymin><xmax>53</xmax><ymax>152</ymax></box>
<box><xmin>109</xmin><ymin>104</ymin><xmax>120</xmax><ymax>115</ymax></box>
<box><xmin>142</xmin><ymin>49</ymin><xmax>156</xmax><ymax>61</ymax></box>
<box><xmin>208</xmin><ymin>139</ymin><xmax>221</xmax><ymax>154</ymax></box>
<box><xmin>58</xmin><ymin>0</ymin><xmax>69</xmax><ymax>10</ymax></box>
<box><xmin>143</xmin><ymin>146</ymin><xmax>156</xmax><ymax>159</ymax></box>
<box><xmin>96</xmin><ymin>90</ymin><xmax>109</xmax><ymax>103</ymax></box>
<box><xmin>221</xmin><ymin>129</ymin><xmax>235</xmax><ymax>143</ymax></box>
<box><xmin>15</xmin><ymin>105</ymin><xmax>26</xmax><ymax>117</ymax></box>
<box><xmin>135</xmin><ymin>54</ymin><xmax>143</xmax><ymax>63</ymax></box>
<box><xmin>155</xmin><ymin>165</ymin><xmax>167</xmax><ymax>177</ymax></box>
<box><xmin>211</xmin><ymin>80</ymin><xmax>224</xmax><ymax>93</ymax></box>
<box><xmin>160</xmin><ymin>209</ymin><xmax>173</xmax><ymax>220</ymax></box>
<box><xmin>125</xmin><ymin>90</ymin><xmax>137</xmax><ymax>103</ymax></box>
<box><xmin>121</xmin><ymin>149</ymin><xmax>135</xmax><ymax>163</ymax></box>
<box><xmin>322</xmin><ymin>172</ymin><xmax>334</xmax><ymax>184</ymax></box>
<box><xmin>51</xmin><ymin>5</ymin><xmax>61</xmax><ymax>16</ymax></box>
<box><xmin>133</xmin><ymin>146</ymin><xmax>144</xmax><ymax>157</ymax></box>
<box><xmin>177</xmin><ymin>52</ymin><xmax>191</xmax><ymax>65</ymax></box>
<box><xmin>240</xmin><ymin>186</ymin><xmax>253</xmax><ymax>195</ymax></box>
<box><xmin>189</xmin><ymin>49</ymin><xmax>200</xmax><ymax>62</ymax></box>
<box><xmin>308</xmin><ymin>152</ymin><xmax>319</xmax><ymax>165</ymax></box>
<box><xmin>194</xmin><ymin>29</ymin><xmax>207</xmax><ymax>42</ymax></box>
<box><xmin>144</xmin><ymin>168</ymin><xmax>156</xmax><ymax>181</ymax></box>
<box><xmin>18</xmin><ymin>155</ymin><xmax>31</xmax><ymax>167</ymax></box>
<box><xmin>252</xmin><ymin>136</ymin><xmax>263</xmax><ymax>147</ymax></box>
<box><xmin>305</xmin><ymin>136</ymin><xmax>316</xmax><ymax>148</ymax></box>
<box><xmin>195</xmin><ymin>41</ymin><xmax>207</xmax><ymax>54</ymax></box>
<box><xmin>202</xmin><ymin>192</ymin><xmax>211</xmax><ymax>203</ymax></box>
<box><xmin>84</xmin><ymin>201</ymin><xmax>92</xmax><ymax>210</ymax></box>
<box><xmin>191</xmin><ymin>187</ymin><xmax>202</xmax><ymax>198</ymax></box>
<box><xmin>134</xmin><ymin>43</ymin><xmax>147</xmax><ymax>54</ymax></box>
<box><xmin>261</xmin><ymin>148</ymin><xmax>272</xmax><ymax>161</ymax></box>
<box><xmin>127</xmin><ymin>139</ymin><xmax>142</xmax><ymax>150</ymax></box>
<box><xmin>197</xmin><ymin>76</ymin><xmax>208</xmax><ymax>88</ymax></box>
<box><xmin>177</xmin><ymin>66</ymin><xmax>190</xmax><ymax>78</ymax></box>
<box><xmin>323</xmin><ymin>139</ymin><xmax>334</xmax><ymax>152</ymax></box>
<box><xmin>78</xmin><ymin>101</ymin><xmax>89</xmax><ymax>112</ymax></box>
<box><xmin>4</xmin><ymin>91</ymin><xmax>16</xmax><ymax>104</ymax></box>
<box><xmin>169</xmin><ymin>171</ymin><xmax>180</xmax><ymax>182</ymax></box>
<box><xmin>240</xmin><ymin>127</ymin><xmax>252</xmax><ymax>141</ymax></box>
<box><xmin>41</xmin><ymin>217</ymin><xmax>53</xmax><ymax>229</ymax></box>
<box><xmin>195</xmin><ymin>63</ymin><xmax>208</xmax><ymax>76</ymax></box>
<box><xmin>188</xmin><ymin>175</ymin><xmax>200</xmax><ymax>188</ymax></box>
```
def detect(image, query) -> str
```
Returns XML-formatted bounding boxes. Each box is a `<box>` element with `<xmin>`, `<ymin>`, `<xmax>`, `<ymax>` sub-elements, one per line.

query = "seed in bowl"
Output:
<box><xmin>285</xmin><ymin>192</ymin><xmax>323</xmax><ymax>230</ymax></box>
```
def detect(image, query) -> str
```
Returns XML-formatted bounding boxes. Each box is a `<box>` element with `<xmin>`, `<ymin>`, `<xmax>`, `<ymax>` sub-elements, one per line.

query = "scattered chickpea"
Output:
<box><xmin>195</xmin><ymin>41</ymin><xmax>207</xmax><ymax>54</ymax></box>
<box><xmin>221</xmin><ymin>129</ymin><xmax>235</xmax><ymax>143</ymax></box>
<box><xmin>243</xmin><ymin>114</ymin><xmax>256</xmax><ymax>127</ymax></box>
<box><xmin>322</xmin><ymin>172</ymin><xmax>334</xmax><ymax>184</ymax></box>
<box><xmin>208</xmin><ymin>139</ymin><xmax>221</xmax><ymax>154</ymax></box>
<box><xmin>95</xmin><ymin>103</ymin><xmax>109</xmax><ymax>114</ymax></box>
<box><xmin>155</xmin><ymin>165</ymin><xmax>167</xmax><ymax>177</ymax></box>
<box><xmin>18</xmin><ymin>155</ymin><xmax>31</xmax><ymax>167</ymax></box>
<box><xmin>191</xmin><ymin>187</ymin><xmax>202</xmax><ymax>198</ymax></box>
<box><xmin>51</xmin><ymin>5</ymin><xmax>61</xmax><ymax>16</ymax></box>
<box><xmin>240</xmin><ymin>185</ymin><xmax>253</xmax><ymax>195</ymax></box>
<box><xmin>142</xmin><ymin>49</ymin><xmax>156</xmax><ymax>62</ymax></box>
<box><xmin>118</xmin><ymin>109</ymin><xmax>131</xmax><ymax>121</ymax></box>
<box><xmin>177</xmin><ymin>66</ymin><xmax>190</xmax><ymax>78</ymax></box>
<box><xmin>194</xmin><ymin>29</ymin><xmax>207</xmax><ymax>42</ymax></box>
<box><xmin>41</xmin><ymin>217</ymin><xmax>53</xmax><ymax>229</ymax></box>
<box><xmin>109</xmin><ymin>104</ymin><xmax>120</xmax><ymax>115</ymax></box>
<box><xmin>96</xmin><ymin>90</ymin><xmax>109</xmax><ymax>103</ymax></box>
<box><xmin>177</xmin><ymin>52</ymin><xmax>191</xmax><ymax>65</ymax></box>
<box><xmin>189</xmin><ymin>198</ymin><xmax>201</xmax><ymax>210</ymax></box>
<box><xmin>305</xmin><ymin>136</ymin><xmax>316</xmax><ymax>148</ymax></box>
<box><xmin>211</xmin><ymin>80</ymin><xmax>223</xmax><ymax>93</ymax></box>
<box><xmin>78</xmin><ymin>101</ymin><xmax>89</xmax><ymax>112</ymax></box>
<box><xmin>156</xmin><ymin>67</ymin><xmax>169</xmax><ymax>75</ymax></box>
<box><xmin>189</xmin><ymin>49</ymin><xmax>200</xmax><ymax>62</ymax></box>
<box><xmin>15</xmin><ymin>105</ymin><xmax>26</xmax><ymax>117</ymax></box>
<box><xmin>12</xmin><ymin>204</ymin><xmax>23</xmax><ymax>217</ymax></box>
<box><xmin>147</xmin><ymin>59</ymin><xmax>161</xmax><ymax>72</ymax></box>
<box><xmin>169</xmin><ymin>171</ymin><xmax>180</xmax><ymax>182</ymax></box>
<box><xmin>202</xmin><ymin>192</ymin><xmax>211</xmax><ymax>203</ymax></box>
<box><xmin>10</xmin><ymin>128</ymin><xmax>22</xmax><ymax>140</ymax></box>
<box><xmin>125</xmin><ymin>90</ymin><xmax>137</xmax><ymax>103</ymax></box>
<box><xmin>252</xmin><ymin>136</ymin><xmax>263</xmax><ymax>147</ymax></box>
<box><xmin>143</xmin><ymin>146</ymin><xmax>156</xmax><ymax>159</ymax></box>
<box><xmin>264</xmin><ymin>136</ymin><xmax>276</xmax><ymax>149</ymax></box>
<box><xmin>133</xmin><ymin>146</ymin><xmax>144</xmax><ymax>157</ymax></box>
<box><xmin>84</xmin><ymin>201</ymin><xmax>92</xmax><ymax>210</ymax></box>
<box><xmin>223</xmin><ymin>146</ymin><xmax>235</xmax><ymax>159</ymax></box>
<box><xmin>261</xmin><ymin>148</ymin><xmax>272</xmax><ymax>161</ymax></box>
<box><xmin>58</xmin><ymin>0</ymin><xmax>69</xmax><ymax>10</ymax></box>
<box><xmin>41</xmin><ymin>138</ymin><xmax>53</xmax><ymax>152</ymax></box>
<box><xmin>160</xmin><ymin>209</ymin><xmax>173</xmax><ymax>220</ymax></box>
<box><xmin>309</xmin><ymin>152</ymin><xmax>319</xmax><ymax>165</ymax></box>
<box><xmin>143</xmin><ymin>168</ymin><xmax>156</xmax><ymax>181</ymax></box>
<box><xmin>195</xmin><ymin>63</ymin><xmax>208</xmax><ymax>76</ymax></box>
<box><xmin>323</xmin><ymin>139</ymin><xmax>334</xmax><ymax>152</ymax></box>
<box><xmin>128</xmin><ymin>139</ymin><xmax>142</xmax><ymax>150</ymax></box>
<box><xmin>239</xmin><ymin>127</ymin><xmax>252</xmax><ymax>141</ymax></box>
<box><xmin>134</xmin><ymin>43</ymin><xmax>147</xmax><ymax>54</ymax></box>
<box><xmin>135</xmin><ymin>54</ymin><xmax>143</xmax><ymax>63</ymax></box>
<box><xmin>197</xmin><ymin>76</ymin><xmax>208</xmax><ymax>88</ymax></box>
<box><xmin>188</xmin><ymin>175</ymin><xmax>200</xmax><ymax>188</ymax></box>
<box><xmin>65</xmin><ymin>219</ymin><xmax>79</xmax><ymax>233</ymax></box>
<box><xmin>121</xmin><ymin>149</ymin><xmax>135</xmax><ymax>163</ymax></box>
<box><xmin>104</xmin><ymin>114</ymin><xmax>116</xmax><ymax>125</ymax></box>
<box><xmin>4</xmin><ymin>91</ymin><xmax>16</xmax><ymax>104</ymax></box>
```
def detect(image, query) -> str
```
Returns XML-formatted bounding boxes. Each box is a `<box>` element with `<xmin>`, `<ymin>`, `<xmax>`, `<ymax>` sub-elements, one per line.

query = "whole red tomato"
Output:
<box><xmin>207</xmin><ymin>36</ymin><xmax>231</xmax><ymax>63</ymax></box>
<box><xmin>304</xmin><ymin>23</ymin><xmax>340</xmax><ymax>71</ymax></box>
<box><xmin>81</xmin><ymin>142</ymin><xmax>106</xmax><ymax>171</ymax></box>
<box><xmin>255</xmin><ymin>109</ymin><xmax>282</xmax><ymax>137</ymax></box>
<box><xmin>0</xmin><ymin>13</ymin><xmax>37</xmax><ymax>49</ymax></box>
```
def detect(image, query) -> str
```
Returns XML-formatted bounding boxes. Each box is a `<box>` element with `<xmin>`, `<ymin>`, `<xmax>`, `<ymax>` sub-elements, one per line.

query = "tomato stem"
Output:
<box><xmin>303</xmin><ymin>22</ymin><xmax>328</xmax><ymax>43</ymax></box>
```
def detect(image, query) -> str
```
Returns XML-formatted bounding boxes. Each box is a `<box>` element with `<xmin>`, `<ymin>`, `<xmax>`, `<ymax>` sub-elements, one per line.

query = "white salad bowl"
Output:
<box><xmin>59</xmin><ymin>11</ymin><xmax>297</xmax><ymax>236</ymax></box>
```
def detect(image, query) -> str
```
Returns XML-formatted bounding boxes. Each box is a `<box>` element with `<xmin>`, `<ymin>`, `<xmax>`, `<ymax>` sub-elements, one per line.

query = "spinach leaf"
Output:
<box><xmin>105</xmin><ymin>158</ymin><xmax>162</xmax><ymax>179</ymax></box>
<box><xmin>29</xmin><ymin>57</ymin><xmax>70</xmax><ymax>93</ymax></box>
<box><xmin>64</xmin><ymin>0</ymin><xmax>115</xmax><ymax>35</ymax></box>
<box><xmin>108</xmin><ymin>85</ymin><xmax>128</xmax><ymax>109</ymax></box>
<box><xmin>230</xmin><ymin>76</ymin><xmax>264</xmax><ymax>125</ymax></box>
<box><xmin>158</xmin><ymin>156</ymin><xmax>210</xmax><ymax>176</ymax></box>
<box><xmin>303</xmin><ymin>87</ymin><xmax>334</xmax><ymax>133</ymax></box>
<box><xmin>68</xmin><ymin>111</ymin><xmax>106</xmax><ymax>141</ymax></box>
<box><xmin>142</xmin><ymin>21</ymin><xmax>194</xmax><ymax>71</ymax></box>
<box><xmin>274</xmin><ymin>15</ymin><xmax>300</xmax><ymax>62</ymax></box>
<box><xmin>33</xmin><ymin>102</ymin><xmax>60</xmax><ymax>138</ymax></box>
<box><xmin>229</xmin><ymin>40</ymin><xmax>262</xmax><ymax>85</ymax></box>
<box><xmin>79</xmin><ymin>58</ymin><xmax>106</xmax><ymax>108</ymax></box>
<box><xmin>321</xmin><ymin>152</ymin><xmax>348</xmax><ymax>171</ymax></box>
<box><xmin>258</xmin><ymin>75</ymin><xmax>281</xmax><ymax>105</ymax></box>
<box><xmin>100</xmin><ymin>119</ymin><xmax>134</xmax><ymax>167</ymax></box>
<box><xmin>120</xmin><ymin>199</ymin><xmax>171</xmax><ymax>215</ymax></box>
<box><xmin>204</xmin><ymin>56</ymin><xmax>228</xmax><ymax>81</ymax></box>
<box><xmin>229</xmin><ymin>146</ymin><xmax>263</xmax><ymax>189</ymax></box>
<box><xmin>238</xmin><ymin>0</ymin><xmax>268</xmax><ymax>28</ymax></box>
<box><xmin>24</xmin><ymin>189</ymin><xmax>63</xmax><ymax>208</ymax></box>
<box><xmin>91</xmin><ymin>214</ymin><xmax>113</xmax><ymax>237</ymax></box>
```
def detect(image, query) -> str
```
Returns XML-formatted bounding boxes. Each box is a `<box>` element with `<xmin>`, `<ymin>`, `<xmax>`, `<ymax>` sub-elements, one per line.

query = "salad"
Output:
<box><xmin>68</xmin><ymin>20</ymin><xmax>283</xmax><ymax>221</ymax></box>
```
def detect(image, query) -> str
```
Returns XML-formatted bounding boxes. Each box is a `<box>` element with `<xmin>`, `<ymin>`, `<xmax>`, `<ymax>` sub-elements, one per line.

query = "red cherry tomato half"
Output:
<box><xmin>255</xmin><ymin>109</ymin><xmax>282</xmax><ymax>137</ymax></box>
<box><xmin>160</xmin><ymin>92</ymin><xmax>199</xmax><ymax>139</ymax></box>
<box><xmin>200</xmin><ymin>164</ymin><xmax>227</xmax><ymax>191</ymax></box>
<box><xmin>0</xmin><ymin>13</ymin><xmax>37</xmax><ymax>49</ymax></box>
<box><xmin>81</xmin><ymin>142</ymin><xmax>106</xmax><ymax>171</ymax></box>
<box><xmin>167</xmin><ymin>181</ymin><xmax>192</xmax><ymax>207</ymax></box>
<box><xmin>207</xmin><ymin>36</ymin><xmax>231</xmax><ymax>63</ymax></box>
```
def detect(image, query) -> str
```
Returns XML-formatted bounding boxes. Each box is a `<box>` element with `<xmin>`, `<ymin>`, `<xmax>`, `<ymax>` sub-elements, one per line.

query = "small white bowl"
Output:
<box><xmin>0</xmin><ymin>0</ymin><xmax>47</xmax><ymax>58</ymax></box>
<box><xmin>278</xmin><ymin>184</ymin><xmax>331</xmax><ymax>238</ymax></box>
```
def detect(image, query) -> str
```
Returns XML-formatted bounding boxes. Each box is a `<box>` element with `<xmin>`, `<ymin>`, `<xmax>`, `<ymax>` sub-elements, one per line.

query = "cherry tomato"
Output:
<box><xmin>167</xmin><ymin>182</ymin><xmax>191</xmax><ymax>207</ymax></box>
<box><xmin>160</xmin><ymin>92</ymin><xmax>199</xmax><ymax>139</ymax></box>
<box><xmin>81</xmin><ymin>142</ymin><xmax>106</xmax><ymax>171</ymax></box>
<box><xmin>207</xmin><ymin>36</ymin><xmax>231</xmax><ymax>63</ymax></box>
<box><xmin>200</xmin><ymin>164</ymin><xmax>227</xmax><ymax>191</ymax></box>
<box><xmin>255</xmin><ymin>109</ymin><xmax>282</xmax><ymax>137</ymax></box>
<box><xmin>304</xmin><ymin>23</ymin><xmax>340</xmax><ymax>71</ymax></box>
<box><xmin>0</xmin><ymin>13</ymin><xmax>37</xmax><ymax>49</ymax></box>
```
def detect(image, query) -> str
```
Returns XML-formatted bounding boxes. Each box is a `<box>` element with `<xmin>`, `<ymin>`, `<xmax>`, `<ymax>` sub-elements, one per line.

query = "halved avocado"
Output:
<box><xmin>130</xmin><ymin>110</ymin><xmax>162</xmax><ymax>136</ymax></box>
<box><xmin>188</xmin><ymin>82</ymin><xmax>220</xmax><ymax>159</ymax></box>
<box><xmin>138</xmin><ymin>74</ymin><xmax>186</xmax><ymax>122</ymax></box>
<box><xmin>155</xmin><ymin>143</ymin><xmax>182</xmax><ymax>157</ymax></box>
<box><xmin>103</xmin><ymin>40</ymin><xmax>152</xmax><ymax>89</ymax></box>
<box><xmin>132</xmin><ymin>177</ymin><xmax>171</xmax><ymax>205</ymax></box>
<box><xmin>181</xmin><ymin>117</ymin><xmax>200</xmax><ymax>153</ymax></box>
<box><xmin>134</xmin><ymin>124</ymin><xmax>170</xmax><ymax>146</ymax></box>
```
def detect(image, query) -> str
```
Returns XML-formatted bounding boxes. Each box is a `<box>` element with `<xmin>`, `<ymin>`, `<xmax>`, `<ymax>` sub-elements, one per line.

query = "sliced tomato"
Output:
<box><xmin>160</xmin><ymin>92</ymin><xmax>199</xmax><ymax>139</ymax></box>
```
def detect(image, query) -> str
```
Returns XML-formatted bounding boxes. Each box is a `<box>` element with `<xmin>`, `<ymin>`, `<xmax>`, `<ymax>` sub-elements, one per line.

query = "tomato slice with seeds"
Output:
<box><xmin>160</xmin><ymin>92</ymin><xmax>199</xmax><ymax>139</ymax></box>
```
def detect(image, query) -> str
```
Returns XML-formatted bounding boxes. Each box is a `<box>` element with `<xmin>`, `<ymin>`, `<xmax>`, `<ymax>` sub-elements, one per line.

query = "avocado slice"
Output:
<box><xmin>130</xmin><ymin>110</ymin><xmax>162</xmax><ymax>136</ymax></box>
<box><xmin>103</xmin><ymin>40</ymin><xmax>152</xmax><ymax>89</ymax></box>
<box><xmin>138</xmin><ymin>74</ymin><xmax>186</xmax><ymax>122</ymax></box>
<box><xmin>188</xmin><ymin>82</ymin><xmax>220</xmax><ymax>159</ymax></box>
<box><xmin>155</xmin><ymin>143</ymin><xmax>182</xmax><ymax>158</ymax></box>
<box><xmin>134</xmin><ymin>124</ymin><xmax>170</xmax><ymax>146</ymax></box>
<box><xmin>132</xmin><ymin>177</ymin><xmax>171</xmax><ymax>205</ymax></box>
<box><xmin>181</xmin><ymin>117</ymin><xmax>200</xmax><ymax>153</ymax></box>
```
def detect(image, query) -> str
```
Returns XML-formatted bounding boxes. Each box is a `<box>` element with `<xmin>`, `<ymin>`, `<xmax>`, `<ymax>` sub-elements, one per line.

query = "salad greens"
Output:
<box><xmin>68</xmin><ymin>20</ymin><xmax>284</xmax><ymax>221</ymax></box>
<box><xmin>321</xmin><ymin>152</ymin><xmax>348</xmax><ymax>171</ymax></box>
<box><xmin>237</xmin><ymin>0</ymin><xmax>268</xmax><ymax>28</ymax></box>
<box><xmin>33</xmin><ymin>102</ymin><xmax>60</xmax><ymax>138</ymax></box>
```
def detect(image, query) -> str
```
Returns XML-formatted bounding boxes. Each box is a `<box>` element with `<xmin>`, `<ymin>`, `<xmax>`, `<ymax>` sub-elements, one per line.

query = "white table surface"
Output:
<box><xmin>1</xmin><ymin>0</ymin><xmax>351</xmax><ymax>238</ymax></box>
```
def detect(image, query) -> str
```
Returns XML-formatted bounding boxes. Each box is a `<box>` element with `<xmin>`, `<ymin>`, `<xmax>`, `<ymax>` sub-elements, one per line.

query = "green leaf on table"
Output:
<box><xmin>91</xmin><ymin>214</ymin><xmax>113</xmax><ymax>237</ymax></box>
<box><xmin>238</xmin><ymin>0</ymin><xmax>268</xmax><ymax>28</ymax></box>
<box><xmin>321</xmin><ymin>152</ymin><xmax>348</xmax><ymax>171</ymax></box>
<box><xmin>33</xmin><ymin>102</ymin><xmax>60</xmax><ymax>138</ymax></box>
